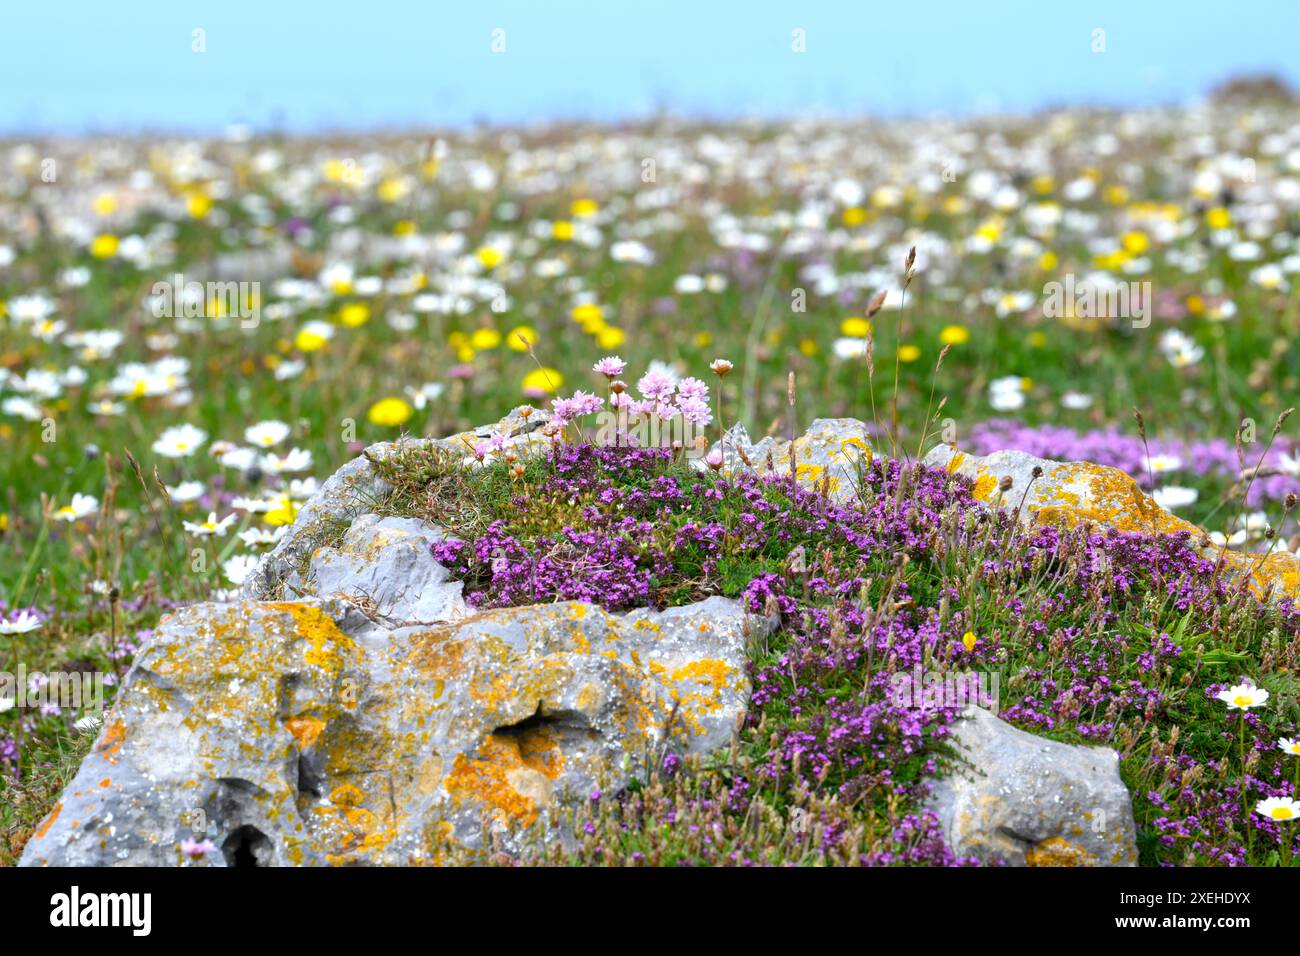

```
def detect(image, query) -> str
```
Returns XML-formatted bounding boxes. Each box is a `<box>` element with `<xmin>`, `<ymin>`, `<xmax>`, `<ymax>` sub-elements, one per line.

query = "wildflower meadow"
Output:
<box><xmin>4</xmin><ymin>8</ymin><xmax>1300</xmax><ymax>923</ymax></box>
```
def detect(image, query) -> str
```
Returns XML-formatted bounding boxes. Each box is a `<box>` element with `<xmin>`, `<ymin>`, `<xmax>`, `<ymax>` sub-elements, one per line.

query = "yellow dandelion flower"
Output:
<box><xmin>186</xmin><ymin>192</ymin><xmax>212</xmax><ymax>219</ymax></box>
<box><xmin>264</xmin><ymin>497</ymin><xmax>301</xmax><ymax>527</ymax></box>
<box><xmin>470</xmin><ymin>327</ymin><xmax>502</xmax><ymax>350</ymax></box>
<box><xmin>1104</xmin><ymin>185</ymin><xmax>1129</xmax><ymax>205</ymax></box>
<box><xmin>1121</xmin><ymin>230</ymin><xmax>1149</xmax><ymax>255</ymax></box>
<box><xmin>898</xmin><ymin>344</ymin><xmax>921</xmax><ymax>362</ymax></box>
<box><xmin>939</xmin><ymin>325</ymin><xmax>970</xmax><ymax>346</ymax></box>
<box><xmin>338</xmin><ymin>303</ymin><xmax>371</xmax><ymax>328</ymax></box>
<box><xmin>571</xmin><ymin>303</ymin><xmax>603</xmax><ymax>325</ymax></box>
<box><xmin>367</xmin><ymin>397</ymin><xmax>413</xmax><ymax>427</ymax></box>
<box><xmin>295</xmin><ymin>328</ymin><xmax>328</xmax><ymax>352</ymax></box>
<box><xmin>90</xmin><ymin>234</ymin><xmax>119</xmax><ymax>259</ymax></box>
<box><xmin>376</xmin><ymin>177</ymin><xmax>407</xmax><ymax>203</ymax></box>
<box><xmin>597</xmin><ymin>326</ymin><xmax>625</xmax><ymax>349</ymax></box>
<box><xmin>522</xmin><ymin>368</ymin><xmax>563</xmax><ymax>394</ymax></box>
<box><xmin>552</xmin><ymin>220</ymin><xmax>574</xmax><ymax>241</ymax></box>
<box><xmin>840</xmin><ymin>317</ymin><xmax>871</xmax><ymax>338</ymax></box>
<box><xmin>507</xmin><ymin>326</ymin><xmax>537</xmax><ymax>351</ymax></box>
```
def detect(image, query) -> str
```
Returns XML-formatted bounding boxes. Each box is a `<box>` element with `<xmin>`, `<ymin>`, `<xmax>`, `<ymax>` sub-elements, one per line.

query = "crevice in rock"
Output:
<box><xmin>222</xmin><ymin>825</ymin><xmax>273</xmax><ymax>867</ymax></box>
<box><xmin>494</xmin><ymin>701</ymin><xmax>590</xmax><ymax>738</ymax></box>
<box><xmin>297</xmin><ymin>752</ymin><xmax>324</xmax><ymax>798</ymax></box>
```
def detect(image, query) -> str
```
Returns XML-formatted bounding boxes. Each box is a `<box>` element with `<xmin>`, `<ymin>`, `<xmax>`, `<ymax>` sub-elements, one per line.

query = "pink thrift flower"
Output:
<box><xmin>592</xmin><ymin>356</ymin><xmax>627</xmax><ymax>379</ymax></box>
<box><xmin>678</xmin><ymin>395</ymin><xmax>713</xmax><ymax>426</ymax></box>
<box><xmin>637</xmin><ymin>369</ymin><xmax>676</xmax><ymax>403</ymax></box>
<box><xmin>676</xmin><ymin>376</ymin><xmax>709</xmax><ymax>402</ymax></box>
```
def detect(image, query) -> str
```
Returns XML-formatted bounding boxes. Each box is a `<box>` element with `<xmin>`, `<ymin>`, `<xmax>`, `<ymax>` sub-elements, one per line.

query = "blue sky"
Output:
<box><xmin>1</xmin><ymin>0</ymin><xmax>1297</xmax><ymax>133</ymax></box>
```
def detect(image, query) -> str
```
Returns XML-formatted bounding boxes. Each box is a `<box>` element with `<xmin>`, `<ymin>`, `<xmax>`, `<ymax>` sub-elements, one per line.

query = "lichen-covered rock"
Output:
<box><xmin>928</xmin><ymin>706</ymin><xmax>1137</xmax><ymax>866</ymax></box>
<box><xmin>707</xmin><ymin>418</ymin><xmax>874</xmax><ymax>504</ymax></box>
<box><xmin>241</xmin><ymin>407</ymin><xmax>551</xmax><ymax>601</ymax></box>
<box><xmin>923</xmin><ymin>443</ymin><xmax>1300</xmax><ymax>601</ymax></box>
<box><xmin>21</xmin><ymin>591</ymin><xmax>774</xmax><ymax>866</ymax></box>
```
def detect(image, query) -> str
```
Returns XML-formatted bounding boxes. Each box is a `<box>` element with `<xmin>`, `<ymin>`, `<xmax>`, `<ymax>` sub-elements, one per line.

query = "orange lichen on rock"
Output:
<box><xmin>284</xmin><ymin>715</ymin><xmax>326</xmax><ymax>749</ymax></box>
<box><xmin>33</xmin><ymin>801</ymin><xmax>62</xmax><ymax>840</ymax></box>
<box><xmin>444</xmin><ymin>728</ymin><xmax>563</xmax><ymax>828</ymax></box>
<box><xmin>404</xmin><ymin>628</ymin><xmax>469</xmax><ymax>681</ymax></box>
<box><xmin>1025</xmin><ymin>836</ymin><xmax>1097</xmax><ymax>867</ymax></box>
<box><xmin>96</xmin><ymin>720</ymin><xmax>126</xmax><ymax>763</ymax></box>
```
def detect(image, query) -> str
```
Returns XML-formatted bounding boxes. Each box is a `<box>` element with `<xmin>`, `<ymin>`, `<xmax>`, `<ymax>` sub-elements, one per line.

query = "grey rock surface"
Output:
<box><xmin>241</xmin><ymin>407</ymin><xmax>549</xmax><ymax>601</ymax></box>
<box><xmin>705</xmin><ymin>417</ymin><xmax>875</xmax><ymax>504</ymax></box>
<box><xmin>304</xmin><ymin>514</ymin><xmax>469</xmax><ymax>627</ymax></box>
<box><xmin>927</xmin><ymin>706</ymin><xmax>1138</xmax><ymax>866</ymax></box>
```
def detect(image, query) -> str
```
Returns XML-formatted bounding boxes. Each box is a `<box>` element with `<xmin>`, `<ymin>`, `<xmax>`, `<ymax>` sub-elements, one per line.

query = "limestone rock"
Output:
<box><xmin>927</xmin><ymin>706</ymin><xmax>1138</xmax><ymax>867</ymax></box>
<box><xmin>303</xmin><ymin>514</ymin><xmax>470</xmax><ymax>627</ymax></box>
<box><xmin>706</xmin><ymin>418</ymin><xmax>875</xmax><ymax>504</ymax></box>
<box><xmin>21</xmin><ymin>594</ymin><xmax>773</xmax><ymax>866</ymax></box>
<box><xmin>241</xmin><ymin>407</ymin><xmax>551</xmax><ymax>601</ymax></box>
<box><xmin>923</xmin><ymin>443</ymin><xmax>1300</xmax><ymax>601</ymax></box>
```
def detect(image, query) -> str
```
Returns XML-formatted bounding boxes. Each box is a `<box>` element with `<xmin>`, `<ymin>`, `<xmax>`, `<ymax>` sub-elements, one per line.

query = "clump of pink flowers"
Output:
<box><xmin>549</xmin><ymin>357</ymin><xmax>716</xmax><ymax>433</ymax></box>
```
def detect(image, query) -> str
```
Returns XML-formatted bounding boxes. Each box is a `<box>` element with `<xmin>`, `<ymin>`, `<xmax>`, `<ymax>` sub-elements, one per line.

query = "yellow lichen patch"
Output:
<box><xmin>284</xmin><ymin>715</ymin><xmax>326</xmax><ymax>749</ymax></box>
<box><xmin>575</xmin><ymin>681</ymin><xmax>605</xmax><ymax>715</ymax></box>
<box><xmin>840</xmin><ymin>436</ymin><xmax>872</xmax><ymax>459</ymax></box>
<box><xmin>971</xmin><ymin>473</ymin><xmax>997</xmax><ymax>501</ymax></box>
<box><xmin>946</xmin><ymin>452</ymin><xmax>966</xmax><ymax>474</ymax></box>
<box><xmin>468</xmin><ymin>654</ymin><xmax>570</xmax><ymax>715</ymax></box>
<box><xmin>670</xmin><ymin>658</ymin><xmax>732</xmax><ymax>698</ymax></box>
<box><xmin>444</xmin><ymin>728</ymin><xmax>564</xmax><ymax>828</ymax></box>
<box><xmin>267</xmin><ymin>602</ymin><xmax>357</xmax><ymax>677</ymax></box>
<box><xmin>1025</xmin><ymin>836</ymin><xmax>1097</xmax><ymax>867</ymax></box>
<box><xmin>795</xmin><ymin>463</ymin><xmax>824</xmax><ymax>482</ymax></box>
<box><xmin>1056</xmin><ymin>462</ymin><xmax>1196</xmax><ymax>535</ymax></box>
